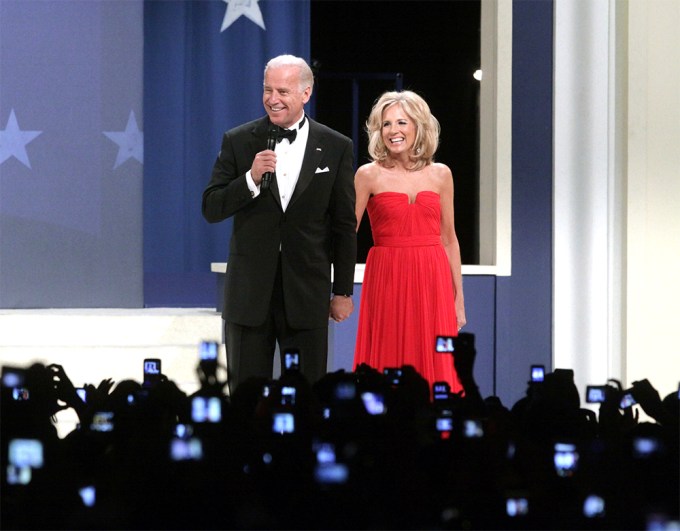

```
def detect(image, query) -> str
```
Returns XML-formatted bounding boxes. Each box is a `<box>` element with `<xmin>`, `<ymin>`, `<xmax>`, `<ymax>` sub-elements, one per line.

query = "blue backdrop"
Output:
<box><xmin>0</xmin><ymin>0</ymin><xmax>144</xmax><ymax>308</ymax></box>
<box><xmin>143</xmin><ymin>0</ymin><xmax>311</xmax><ymax>307</ymax></box>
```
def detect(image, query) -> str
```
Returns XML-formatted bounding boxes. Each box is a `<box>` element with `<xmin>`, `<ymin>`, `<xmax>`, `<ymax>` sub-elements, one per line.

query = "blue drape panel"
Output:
<box><xmin>0</xmin><ymin>0</ymin><xmax>144</xmax><ymax>308</ymax></box>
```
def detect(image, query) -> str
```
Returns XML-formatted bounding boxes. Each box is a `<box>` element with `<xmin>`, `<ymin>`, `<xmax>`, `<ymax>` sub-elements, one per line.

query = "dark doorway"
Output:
<box><xmin>311</xmin><ymin>0</ymin><xmax>481</xmax><ymax>264</ymax></box>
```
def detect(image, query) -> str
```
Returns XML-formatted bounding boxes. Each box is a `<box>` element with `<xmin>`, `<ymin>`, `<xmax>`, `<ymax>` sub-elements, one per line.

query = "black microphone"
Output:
<box><xmin>261</xmin><ymin>126</ymin><xmax>278</xmax><ymax>191</ymax></box>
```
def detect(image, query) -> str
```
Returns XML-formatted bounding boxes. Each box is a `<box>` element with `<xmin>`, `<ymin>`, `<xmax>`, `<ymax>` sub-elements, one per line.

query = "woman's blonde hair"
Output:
<box><xmin>366</xmin><ymin>90</ymin><xmax>440</xmax><ymax>170</ymax></box>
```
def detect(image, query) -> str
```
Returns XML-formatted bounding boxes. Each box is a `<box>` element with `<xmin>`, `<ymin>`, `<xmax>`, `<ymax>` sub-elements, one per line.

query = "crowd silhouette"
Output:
<box><xmin>1</xmin><ymin>333</ymin><xmax>678</xmax><ymax>530</ymax></box>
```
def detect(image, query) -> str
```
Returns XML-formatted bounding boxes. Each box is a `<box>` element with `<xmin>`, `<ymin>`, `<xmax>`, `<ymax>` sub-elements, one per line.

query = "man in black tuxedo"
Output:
<box><xmin>202</xmin><ymin>55</ymin><xmax>356</xmax><ymax>394</ymax></box>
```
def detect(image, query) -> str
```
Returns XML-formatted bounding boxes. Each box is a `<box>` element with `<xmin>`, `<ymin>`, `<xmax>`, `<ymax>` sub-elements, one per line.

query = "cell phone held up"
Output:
<box><xmin>283</xmin><ymin>349</ymin><xmax>300</xmax><ymax>372</ymax></box>
<box><xmin>143</xmin><ymin>358</ymin><xmax>162</xmax><ymax>388</ymax></box>
<box><xmin>619</xmin><ymin>389</ymin><xmax>637</xmax><ymax>409</ymax></box>
<box><xmin>199</xmin><ymin>341</ymin><xmax>218</xmax><ymax>378</ymax></box>
<box><xmin>435</xmin><ymin>336</ymin><xmax>455</xmax><ymax>354</ymax></box>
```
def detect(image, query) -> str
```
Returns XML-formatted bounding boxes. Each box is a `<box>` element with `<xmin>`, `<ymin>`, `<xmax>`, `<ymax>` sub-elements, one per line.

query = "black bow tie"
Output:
<box><xmin>276</xmin><ymin>127</ymin><xmax>297</xmax><ymax>144</ymax></box>
<box><xmin>275</xmin><ymin>115</ymin><xmax>306</xmax><ymax>144</ymax></box>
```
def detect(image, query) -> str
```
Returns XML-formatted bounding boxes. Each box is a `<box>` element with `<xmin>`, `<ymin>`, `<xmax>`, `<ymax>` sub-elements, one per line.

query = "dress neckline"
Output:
<box><xmin>372</xmin><ymin>190</ymin><xmax>439</xmax><ymax>205</ymax></box>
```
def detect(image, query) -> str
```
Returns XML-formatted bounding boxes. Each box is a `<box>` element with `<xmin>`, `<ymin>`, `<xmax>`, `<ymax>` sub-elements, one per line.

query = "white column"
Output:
<box><xmin>553</xmin><ymin>0</ymin><xmax>624</xmax><ymax>396</ymax></box>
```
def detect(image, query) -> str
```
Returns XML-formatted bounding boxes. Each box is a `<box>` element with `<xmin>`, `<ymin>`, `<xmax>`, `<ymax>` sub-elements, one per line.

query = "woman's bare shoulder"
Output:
<box><xmin>431</xmin><ymin>162</ymin><xmax>453</xmax><ymax>179</ymax></box>
<box><xmin>355</xmin><ymin>162</ymin><xmax>383</xmax><ymax>183</ymax></box>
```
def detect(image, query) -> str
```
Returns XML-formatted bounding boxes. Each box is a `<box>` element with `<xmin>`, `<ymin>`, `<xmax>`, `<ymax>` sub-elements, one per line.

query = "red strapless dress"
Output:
<box><xmin>354</xmin><ymin>191</ymin><xmax>462</xmax><ymax>393</ymax></box>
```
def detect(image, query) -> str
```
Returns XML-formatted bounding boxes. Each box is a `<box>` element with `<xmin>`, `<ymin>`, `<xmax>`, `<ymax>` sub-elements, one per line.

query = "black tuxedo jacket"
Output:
<box><xmin>202</xmin><ymin>116</ymin><xmax>357</xmax><ymax>329</ymax></box>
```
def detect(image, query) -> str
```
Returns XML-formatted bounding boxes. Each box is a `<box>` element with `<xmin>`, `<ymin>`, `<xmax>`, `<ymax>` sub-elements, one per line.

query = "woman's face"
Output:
<box><xmin>381</xmin><ymin>104</ymin><xmax>416</xmax><ymax>157</ymax></box>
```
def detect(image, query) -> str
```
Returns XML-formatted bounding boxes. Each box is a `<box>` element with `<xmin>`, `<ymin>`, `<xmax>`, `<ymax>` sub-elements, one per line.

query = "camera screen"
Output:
<box><xmin>272</xmin><ymin>412</ymin><xmax>295</xmax><ymax>434</ymax></box>
<box><xmin>586</xmin><ymin>386</ymin><xmax>606</xmax><ymax>403</ymax></box>
<box><xmin>436</xmin><ymin>417</ymin><xmax>453</xmax><ymax>432</ymax></box>
<box><xmin>284</xmin><ymin>350</ymin><xmax>300</xmax><ymax>370</ymax></box>
<box><xmin>174</xmin><ymin>423</ymin><xmax>194</xmax><ymax>439</ymax></box>
<box><xmin>143</xmin><ymin>358</ymin><xmax>162</xmax><ymax>387</ymax></box>
<box><xmin>554</xmin><ymin>442</ymin><xmax>579</xmax><ymax>477</ymax></box>
<box><xmin>334</xmin><ymin>380</ymin><xmax>356</xmax><ymax>400</ymax></box>
<box><xmin>8</xmin><ymin>439</ymin><xmax>44</xmax><ymax>468</ymax></box>
<box><xmin>281</xmin><ymin>386</ymin><xmax>296</xmax><ymax>406</ymax></box>
<box><xmin>170</xmin><ymin>438</ymin><xmax>203</xmax><ymax>461</ymax></box>
<box><xmin>464</xmin><ymin>419</ymin><xmax>484</xmax><ymax>438</ymax></box>
<box><xmin>314</xmin><ymin>441</ymin><xmax>336</xmax><ymax>464</ymax></box>
<box><xmin>361</xmin><ymin>391</ymin><xmax>386</xmax><ymax>415</ymax></box>
<box><xmin>90</xmin><ymin>412</ymin><xmax>115</xmax><ymax>432</ymax></box>
<box><xmin>530</xmin><ymin>365</ymin><xmax>545</xmax><ymax>382</ymax></box>
<box><xmin>435</xmin><ymin>336</ymin><xmax>455</xmax><ymax>353</ymax></box>
<box><xmin>76</xmin><ymin>388</ymin><xmax>87</xmax><ymax>403</ymax></box>
<box><xmin>79</xmin><ymin>486</ymin><xmax>96</xmax><ymax>508</ymax></box>
<box><xmin>191</xmin><ymin>396</ymin><xmax>222</xmax><ymax>423</ymax></box>
<box><xmin>620</xmin><ymin>392</ymin><xmax>637</xmax><ymax>409</ymax></box>
<box><xmin>583</xmin><ymin>495</ymin><xmax>605</xmax><ymax>518</ymax></box>
<box><xmin>506</xmin><ymin>497</ymin><xmax>529</xmax><ymax>517</ymax></box>
<box><xmin>12</xmin><ymin>388</ymin><xmax>30</xmax><ymax>401</ymax></box>
<box><xmin>2</xmin><ymin>367</ymin><xmax>25</xmax><ymax>388</ymax></box>
<box><xmin>199</xmin><ymin>341</ymin><xmax>218</xmax><ymax>361</ymax></box>
<box><xmin>314</xmin><ymin>463</ymin><xmax>349</xmax><ymax>485</ymax></box>
<box><xmin>633</xmin><ymin>436</ymin><xmax>660</xmax><ymax>458</ymax></box>
<box><xmin>6</xmin><ymin>465</ymin><xmax>32</xmax><ymax>486</ymax></box>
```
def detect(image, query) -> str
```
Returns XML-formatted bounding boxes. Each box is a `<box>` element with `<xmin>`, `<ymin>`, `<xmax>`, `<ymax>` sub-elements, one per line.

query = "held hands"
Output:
<box><xmin>329</xmin><ymin>295</ymin><xmax>354</xmax><ymax>322</ymax></box>
<box><xmin>251</xmin><ymin>149</ymin><xmax>277</xmax><ymax>186</ymax></box>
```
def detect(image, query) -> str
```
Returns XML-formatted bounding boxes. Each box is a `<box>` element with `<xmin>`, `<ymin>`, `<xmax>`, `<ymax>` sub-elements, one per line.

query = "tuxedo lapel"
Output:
<box><xmin>288</xmin><ymin>121</ymin><xmax>324</xmax><ymax>208</ymax></box>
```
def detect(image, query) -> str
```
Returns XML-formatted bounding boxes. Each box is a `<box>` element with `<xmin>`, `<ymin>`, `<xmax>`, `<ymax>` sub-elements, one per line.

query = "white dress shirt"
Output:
<box><xmin>246</xmin><ymin>114</ymin><xmax>308</xmax><ymax>211</ymax></box>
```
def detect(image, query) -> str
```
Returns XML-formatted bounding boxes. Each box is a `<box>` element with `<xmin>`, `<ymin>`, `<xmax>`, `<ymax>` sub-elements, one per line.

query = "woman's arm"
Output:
<box><xmin>437</xmin><ymin>164</ymin><xmax>466</xmax><ymax>330</ymax></box>
<box><xmin>354</xmin><ymin>162</ymin><xmax>377</xmax><ymax>232</ymax></box>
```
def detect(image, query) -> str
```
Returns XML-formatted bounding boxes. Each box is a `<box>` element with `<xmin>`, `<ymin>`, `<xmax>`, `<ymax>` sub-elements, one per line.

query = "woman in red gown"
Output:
<box><xmin>353</xmin><ymin>91</ymin><xmax>466</xmax><ymax>393</ymax></box>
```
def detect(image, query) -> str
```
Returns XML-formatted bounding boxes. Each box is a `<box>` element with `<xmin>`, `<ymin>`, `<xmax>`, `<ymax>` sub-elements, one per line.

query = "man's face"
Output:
<box><xmin>263</xmin><ymin>66</ymin><xmax>311</xmax><ymax>129</ymax></box>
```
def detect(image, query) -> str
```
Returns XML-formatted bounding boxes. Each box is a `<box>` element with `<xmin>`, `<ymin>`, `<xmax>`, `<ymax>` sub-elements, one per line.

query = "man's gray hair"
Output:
<box><xmin>264</xmin><ymin>55</ymin><xmax>314</xmax><ymax>92</ymax></box>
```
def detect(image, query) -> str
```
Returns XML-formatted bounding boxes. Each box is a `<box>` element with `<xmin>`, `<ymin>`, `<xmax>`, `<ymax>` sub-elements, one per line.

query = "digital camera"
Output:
<box><xmin>463</xmin><ymin>419</ymin><xmax>484</xmax><ymax>438</ymax></box>
<box><xmin>191</xmin><ymin>396</ymin><xmax>222</xmax><ymax>423</ymax></box>
<box><xmin>586</xmin><ymin>385</ymin><xmax>606</xmax><ymax>403</ymax></box>
<box><xmin>506</xmin><ymin>496</ymin><xmax>529</xmax><ymax>517</ymax></box>
<box><xmin>553</xmin><ymin>442</ymin><xmax>579</xmax><ymax>477</ymax></box>
<box><xmin>435</xmin><ymin>336</ymin><xmax>455</xmax><ymax>353</ymax></box>
<box><xmin>1</xmin><ymin>366</ymin><xmax>25</xmax><ymax>389</ymax></box>
<box><xmin>620</xmin><ymin>389</ymin><xmax>637</xmax><ymax>409</ymax></box>
<box><xmin>530</xmin><ymin>364</ymin><xmax>545</xmax><ymax>382</ymax></box>
<box><xmin>90</xmin><ymin>411</ymin><xmax>115</xmax><ymax>433</ymax></box>
<box><xmin>361</xmin><ymin>391</ymin><xmax>386</xmax><ymax>415</ymax></box>
<box><xmin>272</xmin><ymin>411</ymin><xmax>295</xmax><ymax>434</ymax></box>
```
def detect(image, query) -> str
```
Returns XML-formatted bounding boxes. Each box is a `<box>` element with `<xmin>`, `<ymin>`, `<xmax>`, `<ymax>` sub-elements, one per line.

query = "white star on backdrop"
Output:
<box><xmin>221</xmin><ymin>0</ymin><xmax>266</xmax><ymax>32</ymax></box>
<box><xmin>104</xmin><ymin>110</ymin><xmax>144</xmax><ymax>169</ymax></box>
<box><xmin>0</xmin><ymin>109</ymin><xmax>43</xmax><ymax>169</ymax></box>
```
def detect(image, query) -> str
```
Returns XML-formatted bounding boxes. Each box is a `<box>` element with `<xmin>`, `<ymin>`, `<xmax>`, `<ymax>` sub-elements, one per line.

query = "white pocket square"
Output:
<box><xmin>315</xmin><ymin>166</ymin><xmax>330</xmax><ymax>174</ymax></box>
